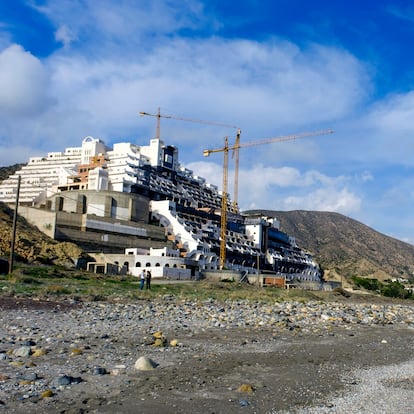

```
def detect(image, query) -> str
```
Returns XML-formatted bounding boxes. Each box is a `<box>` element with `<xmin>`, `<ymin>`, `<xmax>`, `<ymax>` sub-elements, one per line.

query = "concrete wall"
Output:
<box><xmin>17</xmin><ymin>208</ymin><xmax>170</xmax><ymax>253</ymax></box>
<box><xmin>55</xmin><ymin>225</ymin><xmax>168</xmax><ymax>252</ymax></box>
<box><xmin>18</xmin><ymin>206</ymin><xmax>57</xmax><ymax>238</ymax></box>
<box><xmin>49</xmin><ymin>190</ymin><xmax>150</xmax><ymax>223</ymax></box>
<box><xmin>56</xmin><ymin>211</ymin><xmax>83</xmax><ymax>229</ymax></box>
<box><xmin>202</xmin><ymin>270</ymin><xmax>243</xmax><ymax>282</ymax></box>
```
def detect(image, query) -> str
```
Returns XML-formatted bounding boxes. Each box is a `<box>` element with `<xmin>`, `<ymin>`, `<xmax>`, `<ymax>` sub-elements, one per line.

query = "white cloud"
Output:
<box><xmin>31</xmin><ymin>0</ymin><xmax>209</xmax><ymax>54</ymax></box>
<box><xmin>40</xmin><ymin>36</ymin><xmax>368</xmax><ymax>146</ymax></box>
<box><xmin>359</xmin><ymin>171</ymin><xmax>374</xmax><ymax>182</ymax></box>
<box><xmin>55</xmin><ymin>25</ymin><xmax>77</xmax><ymax>47</ymax></box>
<box><xmin>186</xmin><ymin>160</ymin><xmax>361</xmax><ymax>215</ymax></box>
<box><xmin>0</xmin><ymin>44</ymin><xmax>53</xmax><ymax>117</ymax></box>
<box><xmin>367</xmin><ymin>91</ymin><xmax>414</xmax><ymax>133</ymax></box>
<box><xmin>283</xmin><ymin>187</ymin><xmax>361</xmax><ymax>213</ymax></box>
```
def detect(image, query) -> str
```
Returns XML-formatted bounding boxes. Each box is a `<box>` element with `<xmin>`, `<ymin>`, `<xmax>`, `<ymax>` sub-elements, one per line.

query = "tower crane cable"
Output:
<box><xmin>203</xmin><ymin>128</ymin><xmax>334</xmax><ymax>269</ymax></box>
<box><xmin>139</xmin><ymin>108</ymin><xmax>239</xmax><ymax>139</ymax></box>
<box><xmin>204</xmin><ymin>129</ymin><xmax>334</xmax><ymax>155</ymax></box>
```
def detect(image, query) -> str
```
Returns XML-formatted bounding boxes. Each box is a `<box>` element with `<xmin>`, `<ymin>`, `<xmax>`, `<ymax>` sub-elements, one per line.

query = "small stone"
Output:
<box><xmin>237</xmin><ymin>383</ymin><xmax>254</xmax><ymax>394</ymax></box>
<box><xmin>32</xmin><ymin>348</ymin><xmax>47</xmax><ymax>357</ymax></box>
<box><xmin>10</xmin><ymin>361</ymin><xmax>24</xmax><ymax>367</ymax></box>
<box><xmin>57</xmin><ymin>375</ymin><xmax>82</xmax><ymax>386</ymax></box>
<box><xmin>41</xmin><ymin>390</ymin><xmax>54</xmax><ymax>398</ymax></box>
<box><xmin>70</xmin><ymin>348</ymin><xmax>83</xmax><ymax>356</ymax></box>
<box><xmin>57</xmin><ymin>375</ymin><xmax>72</xmax><ymax>386</ymax></box>
<box><xmin>152</xmin><ymin>331</ymin><xmax>163</xmax><ymax>339</ymax></box>
<box><xmin>134</xmin><ymin>356</ymin><xmax>157</xmax><ymax>371</ymax></box>
<box><xmin>153</xmin><ymin>338</ymin><xmax>165</xmax><ymax>347</ymax></box>
<box><xmin>23</xmin><ymin>372</ymin><xmax>38</xmax><ymax>381</ymax></box>
<box><xmin>21</xmin><ymin>340</ymin><xmax>36</xmax><ymax>347</ymax></box>
<box><xmin>92</xmin><ymin>367</ymin><xmax>107</xmax><ymax>375</ymax></box>
<box><xmin>13</xmin><ymin>346</ymin><xmax>31</xmax><ymax>357</ymax></box>
<box><xmin>170</xmin><ymin>339</ymin><xmax>178</xmax><ymax>347</ymax></box>
<box><xmin>111</xmin><ymin>365</ymin><xmax>126</xmax><ymax>376</ymax></box>
<box><xmin>26</xmin><ymin>361</ymin><xmax>36</xmax><ymax>368</ymax></box>
<box><xmin>71</xmin><ymin>376</ymin><xmax>83</xmax><ymax>384</ymax></box>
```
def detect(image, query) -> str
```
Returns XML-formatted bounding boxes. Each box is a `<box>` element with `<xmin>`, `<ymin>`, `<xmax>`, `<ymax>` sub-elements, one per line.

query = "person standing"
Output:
<box><xmin>139</xmin><ymin>269</ymin><xmax>146</xmax><ymax>290</ymax></box>
<box><xmin>146</xmin><ymin>270</ymin><xmax>152</xmax><ymax>290</ymax></box>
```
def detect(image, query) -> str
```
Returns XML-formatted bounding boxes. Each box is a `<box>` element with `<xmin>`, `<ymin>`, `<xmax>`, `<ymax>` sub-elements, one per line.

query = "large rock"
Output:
<box><xmin>134</xmin><ymin>356</ymin><xmax>157</xmax><ymax>371</ymax></box>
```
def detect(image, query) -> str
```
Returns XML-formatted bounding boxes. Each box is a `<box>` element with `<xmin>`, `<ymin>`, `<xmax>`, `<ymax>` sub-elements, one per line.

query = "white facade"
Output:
<box><xmin>0</xmin><ymin>136</ymin><xmax>108</xmax><ymax>205</ymax></box>
<box><xmin>88</xmin><ymin>248</ymin><xmax>196</xmax><ymax>279</ymax></box>
<box><xmin>105</xmin><ymin>142</ymin><xmax>148</xmax><ymax>192</ymax></box>
<box><xmin>0</xmin><ymin>136</ymin><xmax>182</xmax><ymax>205</ymax></box>
<box><xmin>140</xmin><ymin>139</ymin><xmax>163</xmax><ymax>167</ymax></box>
<box><xmin>80</xmin><ymin>136</ymin><xmax>108</xmax><ymax>164</ymax></box>
<box><xmin>0</xmin><ymin>150</ymin><xmax>82</xmax><ymax>204</ymax></box>
<box><xmin>245</xmin><ymin>218</ymin><xmax>267</xmax><ymax>248</ymax></box>
<box><xmin>88</xmin><ymin>167</ymin><xmax>109</xmax><ymax>191</ymax></box>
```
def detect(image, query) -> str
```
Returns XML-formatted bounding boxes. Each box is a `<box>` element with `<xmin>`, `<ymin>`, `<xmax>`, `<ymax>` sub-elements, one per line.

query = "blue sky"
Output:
<box><xmin>1</xmin><ymin>1</ymin><xmax>414</xmax><ymax>244</ymax></box>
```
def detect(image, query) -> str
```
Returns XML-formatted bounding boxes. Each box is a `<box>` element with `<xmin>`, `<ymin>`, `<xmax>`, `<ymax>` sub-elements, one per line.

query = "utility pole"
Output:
<box><xmin>9</xmin><ymin>175</ymin><xmax>21</xmax><ymax>275</ymax></box>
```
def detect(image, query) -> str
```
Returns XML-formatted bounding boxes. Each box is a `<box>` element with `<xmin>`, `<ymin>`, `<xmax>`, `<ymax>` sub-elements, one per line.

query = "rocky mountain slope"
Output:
<box><xmin>245</xmin><ymin>210</ymin><xmax>414</xmax><ymax>282</ymax></box>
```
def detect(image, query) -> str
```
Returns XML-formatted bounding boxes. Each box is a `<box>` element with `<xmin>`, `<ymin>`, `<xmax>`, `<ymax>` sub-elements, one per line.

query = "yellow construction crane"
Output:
<box><xmin>203</xmin><ymin>128</ymin><xmax>334</xmax><ymax>269</ymax></box>
<box><xmin>139</xmin><ymin>107</ymin><xmax>239</xmax><ymax>139</ymax></box>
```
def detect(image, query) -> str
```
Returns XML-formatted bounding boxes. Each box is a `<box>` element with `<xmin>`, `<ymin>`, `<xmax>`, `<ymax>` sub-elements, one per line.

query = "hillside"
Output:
<box><xmin>0</xmin><ymin>202</ymin><xmax>86</xmax><ymax>268</ymax></box>
<box><xmin>244</xmin><ymin>210</ymin><xmax>414</xmax><ymax>282</ymax></box>
<box><xmin>0</xmin><ymin>164</ymin><xmax>25</xmax><ymax>182</ymax></box>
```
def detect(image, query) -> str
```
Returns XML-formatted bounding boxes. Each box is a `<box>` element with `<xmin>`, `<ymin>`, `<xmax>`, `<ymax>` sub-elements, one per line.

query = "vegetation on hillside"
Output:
<box><xmin>0</xmin><ymin>164</ymin><xmax>25</xmax><ymax>183</ymax></box>
<box><xmin>352</xmin><ymin>276</ymin><xmax>413</xmax><ymax>299</ymax></box>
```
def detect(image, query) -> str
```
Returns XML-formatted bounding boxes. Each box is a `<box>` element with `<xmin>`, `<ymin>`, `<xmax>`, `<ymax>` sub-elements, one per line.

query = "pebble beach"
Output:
<box><xmin>1</xmin><ymin>295</ymin><xmax>414</xmax><ymax>413</ymax></box>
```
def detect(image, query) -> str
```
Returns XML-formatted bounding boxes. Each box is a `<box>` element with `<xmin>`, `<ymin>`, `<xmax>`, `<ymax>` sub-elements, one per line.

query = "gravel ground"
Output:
<box><xmin>0</xmin><ymin>295</ymin><xmax>413</xmax><ymax>413</ymax></box>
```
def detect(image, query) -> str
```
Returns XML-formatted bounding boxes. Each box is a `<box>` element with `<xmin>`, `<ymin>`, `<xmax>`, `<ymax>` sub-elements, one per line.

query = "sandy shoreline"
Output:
<box><xmin>0</xmin><ymin>296</ymin><xmax>413</xmax><ymax>413</ymax></box>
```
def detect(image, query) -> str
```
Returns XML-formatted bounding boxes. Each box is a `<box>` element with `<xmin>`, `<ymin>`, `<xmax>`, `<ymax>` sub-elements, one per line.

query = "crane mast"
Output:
<box><xmin>220</xmin><ymin>137</ymin><xmax>229</xmax><ymax>270</ymax></box>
